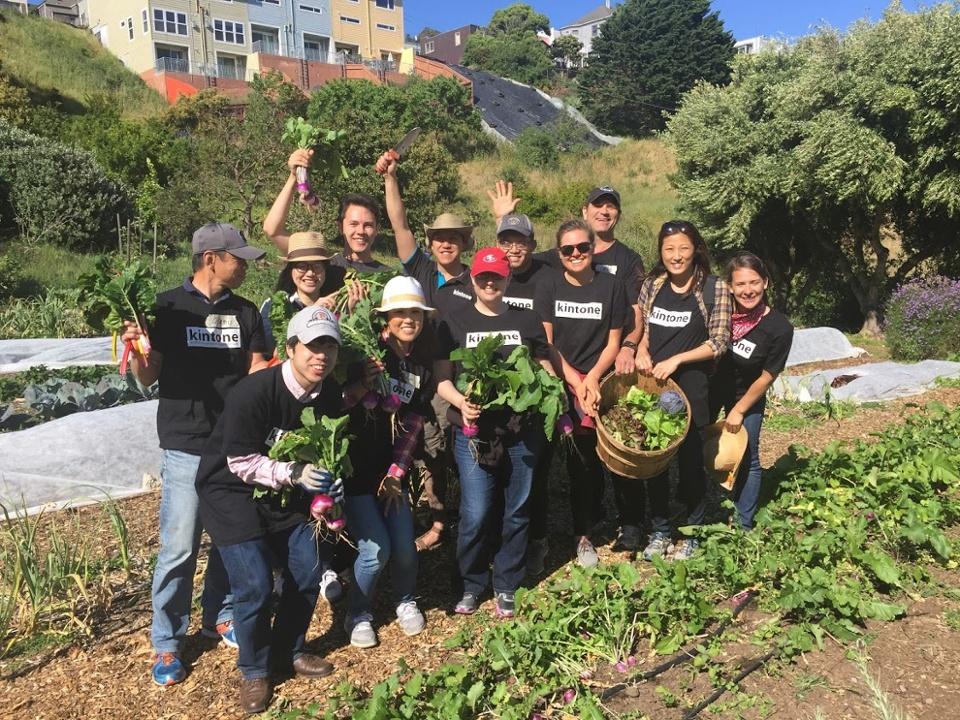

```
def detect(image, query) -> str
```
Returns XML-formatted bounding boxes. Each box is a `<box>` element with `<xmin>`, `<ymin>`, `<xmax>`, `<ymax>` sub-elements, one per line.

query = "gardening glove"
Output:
<box><xmin>326</xmin><ymin>477</ymin><xmax>345</xmax><ymax>502</ymax></box>
<box><xmin>289</xmin><ymin>463</ymin><xmax>334</xmax><ymax>494</ymax></box>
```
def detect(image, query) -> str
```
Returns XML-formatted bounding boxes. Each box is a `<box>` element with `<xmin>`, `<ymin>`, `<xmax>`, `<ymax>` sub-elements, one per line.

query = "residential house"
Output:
<box><xmin>418</xmin><ymin>24</ymin><xmax>478</xmax><ymax>66</ymax></box>
<box><xmin>330</xmin><ymin>0</ymin><xmax>405</xmax><ymax>66</ymax></box>
<box><xmin>734</xmin><ymin>36</ymin><xmax>783</xmax><ymax>55</ymax></box>
<box><xmin>553</xmin><ymin>1</ymin><xmax>613</xmax><ymax>59</ymax></box>
<box><xmin>0</xmin><ymin>1</ymin><xmax>29</xmax><ymax>15</ymax></box>
<box><xmin>247</xmin><ymin>0</ymin><xmax>335</xmax><ymax>63</ymax></box>
<box><xmin>36</xmin><ymin>0</ymin><xmax>81</xmax><ymax>26</ymax></box>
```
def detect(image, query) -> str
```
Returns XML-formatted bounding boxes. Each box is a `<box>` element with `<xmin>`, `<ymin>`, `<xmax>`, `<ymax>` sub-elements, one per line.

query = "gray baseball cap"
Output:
<box><xmin>496</xmin><ymin>213</ymin><xmax>534</xmax><ymax>239</ymax></box>
<box><xmin>287</xmin><ymin>306</ymin><xmax>341</xmax><ymax>346</ymax></box>
<box><xmin>585</xmin><ymin>186</ymin><xmax>621</xmax><ymax>208</ymax></box>
<box><xmin>192</xmin><ymin>222</ymin><xmax>266</xmax><ymax>260</ymax></box>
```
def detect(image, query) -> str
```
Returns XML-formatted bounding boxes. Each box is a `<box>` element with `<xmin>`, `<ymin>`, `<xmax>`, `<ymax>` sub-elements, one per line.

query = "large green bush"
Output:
<box><xmin>0</xmin><ymin>125</ymin><xmax>132</xmax><ymax>250</ymax></box>
<box><xmin>884</xmin><ymin>276</ymin><xmax>960</xmax><ymax>360</ymax></box>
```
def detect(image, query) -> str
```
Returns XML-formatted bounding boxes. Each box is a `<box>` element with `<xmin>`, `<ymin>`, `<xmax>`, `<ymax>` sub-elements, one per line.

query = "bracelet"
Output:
<box><xmin>387</xmin><ymin>463</ymin><xmax>405</xmax><ymax>479</ymax></box>
<box><xmin>621</xmin><ymin>340</ymin><xmax>638</xmax><ymax>351</ymax></box>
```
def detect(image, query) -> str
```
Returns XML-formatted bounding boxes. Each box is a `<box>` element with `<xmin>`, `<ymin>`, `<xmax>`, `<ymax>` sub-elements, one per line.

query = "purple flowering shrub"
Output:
<box><xmin>884</xmin><ymin>276</ymin><xmax>960</xmax><ymax>361</ymax></box>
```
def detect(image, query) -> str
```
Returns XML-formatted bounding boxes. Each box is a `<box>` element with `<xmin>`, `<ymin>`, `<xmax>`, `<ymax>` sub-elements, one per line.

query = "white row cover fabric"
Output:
<box><xmin>772</xmin><ymin>360</ymin><xmax>960</xmax><ymax>403</ymax></box>
<box><xmin>0</xmin><ymin>336</ymin><xmax>115</xmax><ymax>374</ymax></box>
<box><xmin>0</xmin><ymin>400</ymin><xmax>160</xmax><ymax>515</ymax></box>
<box><xmin>785</xmin><ymin>327</ymin><xmax>866</xmax><ymax>368</ymax></box>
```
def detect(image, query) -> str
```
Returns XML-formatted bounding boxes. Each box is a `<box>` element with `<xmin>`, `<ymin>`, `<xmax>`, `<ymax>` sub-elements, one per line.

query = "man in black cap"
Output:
<box><xmin>121</xmin><ymin>222</ymin><xmax>269</xmax><ymax>686</ymax></box>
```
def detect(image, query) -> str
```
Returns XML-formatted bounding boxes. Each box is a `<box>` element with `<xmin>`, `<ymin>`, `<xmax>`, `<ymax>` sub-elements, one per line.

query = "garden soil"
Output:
<box><xmin>1</xmin><ymin>387</ymin><xmax>959</xmax><ymax>719</ymax></box>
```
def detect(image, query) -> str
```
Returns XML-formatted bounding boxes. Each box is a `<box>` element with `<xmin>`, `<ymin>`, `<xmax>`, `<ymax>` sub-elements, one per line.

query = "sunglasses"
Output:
<box><xmin>660</xmin><ymin>220</ymin><xmax>695</xmax><ymax>236</ymax></box>
<box><xmin>558</xmin><ymin>241</ymin><xmax>593</xmax><ymax>257</ymax></box>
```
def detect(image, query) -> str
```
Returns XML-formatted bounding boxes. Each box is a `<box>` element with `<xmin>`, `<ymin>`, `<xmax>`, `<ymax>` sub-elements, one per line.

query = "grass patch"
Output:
<box><xmin>765</xmin><ymin>397</ymin><xmax>866</xmax><ymax>433</ymax></box>
<box><xmin>944</xmin><ymin>609</ymin><xmax>960</xmax><ymax>631</ymax></box>
<box><xmin>844</xmin><ymin>332</ymin><xmax>890</xmax><ymax>361</ymax></box>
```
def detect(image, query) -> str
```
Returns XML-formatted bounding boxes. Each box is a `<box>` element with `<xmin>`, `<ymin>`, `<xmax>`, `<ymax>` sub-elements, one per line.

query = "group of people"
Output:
<box><xmin>119</xmin><ymin>148</ymin><xmax>793</xmax><ymax>713</ymax></box>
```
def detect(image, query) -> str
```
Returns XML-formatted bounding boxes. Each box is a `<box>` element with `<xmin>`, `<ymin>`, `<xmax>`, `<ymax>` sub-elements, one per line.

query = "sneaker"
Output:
<box><xmin>319</xmin><ymin>570</ymin><xmax>343</xmax><ymax>602</ymax></box>
<box><xmin>642</xmin><ymin>531</ymin><xmax>673</xmax><ymax>561</ymax></box>
<box><xmin>613</xmin><ymin>524</ymin><xmax>642</xmax><ymax>552</ymax></box>
<box><xmin>201</xmin><ymin>620</ymin><xmax>239</xmax><ymax>650</ymax></box>
<box><xmin>673</xmin><ymin>538</ymin><xmax>700</xmax><ymax>561</ymax></box>
<box><xmin>455</xmin><ymin>592</ymin><xmax>479</xmax><ymax>615</ymax></box>
<box><xmin>525</xmin><ymin>537</ymin><xmax>549</xmax><ymax>576</ymax></box>
<box><xmin>151</xmin><ymin>652</ymin><xmax>186</xmax><ymax>686</ymax></box>
<box><xmin>344</xmin><ymin>613</ymin><xmax>378</xmax><ymax>649</ymax></box>
<box><xmin>576</xmin><ymin>536</ymin><xmax>599</xmax><ymax>568</ymax></box>
<box><xmin>396</xmin><ymin>601</ymin><xmax>426</xmax><ymax>636</ymax></box>
<box><xmin>494</xmin><ymin>592</ymin><xmax>515</xmax><ymax>619</ymax></box>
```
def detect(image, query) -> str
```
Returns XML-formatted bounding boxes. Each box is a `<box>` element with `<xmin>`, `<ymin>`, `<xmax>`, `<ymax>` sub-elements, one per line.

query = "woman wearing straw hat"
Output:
<box><xmin>709</xmin><ymin>252</ymin><xmax>793</xmax><ymax>529</ymax></box>
<box><xmin>340</xmin><ymin>276</ymin><xmax>436</xmax><ymax>648</ymax></box>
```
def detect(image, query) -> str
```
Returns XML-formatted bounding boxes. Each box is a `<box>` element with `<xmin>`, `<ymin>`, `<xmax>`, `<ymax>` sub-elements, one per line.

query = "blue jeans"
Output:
<box><xmin>151</xmin><ymin>449</ymin><xmax>232</xmax><ymax>654</ymax></box>
<box><xmin>453</xmin><ymin>427</ymin><xmax>542</xmax><ymax>595</ymax></box>
<box><xmin>732</xmin><ymin>398</ymin><xmax>766</xmax><ymax>529</ymax></box>
<box><xmin>344</xmin><ymin>493</ymin><xmax>417</xmax><ymax>616</ymax></box>
<box><xmin>218</xmin><ymin>523</ymin><xmax>322</xmax><ymax>680</ymax></box>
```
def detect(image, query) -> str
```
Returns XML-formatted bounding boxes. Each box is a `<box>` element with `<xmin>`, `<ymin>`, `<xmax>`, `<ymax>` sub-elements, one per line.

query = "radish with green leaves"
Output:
<box><xmin>281</xmin><ymin>116</ymin><xmax>349</xmax><ymax>208</ymax></box>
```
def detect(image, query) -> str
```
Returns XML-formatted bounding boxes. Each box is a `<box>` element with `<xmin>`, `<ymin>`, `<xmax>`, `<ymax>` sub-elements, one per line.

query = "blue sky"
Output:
<box><xmin>404</xmin><ymin>0</ymin><xmax>925</xmax><ymax>40</ymax></box>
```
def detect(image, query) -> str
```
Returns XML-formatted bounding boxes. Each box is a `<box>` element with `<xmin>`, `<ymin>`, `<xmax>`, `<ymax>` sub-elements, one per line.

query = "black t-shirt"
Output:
<box><xmin>646</xmin><ymin>282</ymin><xmax>710</xmax><ymax>365</ymax></box>
<box><xmin>151</xmin><ymin>283</ymin><xmax>267</xmax><ymax>453</ymax></box>
<box><xmin>536</xmin><ymin>240</ymin><xmax>645</xmax><ymax>295</ymax></box>
<box><xmin>318</xmin><ymin>252</ymin><xmax>391</xmax><ymax>297</ymax></box>
<box><xmin>196</xmin><ymin>365</ymin><xmax>343</xmax><ymax>546</ymax></box>
<box><xmin>402</xmin><ymin>247</ymin><xmax>473</xmax><ymax>319</ymax></box>
<box><xmin>536</xmin><ymin>271</ymin><xmax>628</xmax><ymax>373</ymax></box>
<box><xmin>715</xmin><ymin>309</ymin><xmax>794</xmax><ymax>403</ymax></box>
<box><xmin>502</xmin><ymin>257</ymin><xmax>556</xmax><ymax>317</ymax></box>
<box><xmin>437</xmin><ymin>303</ymin><xmax>550</xmax><ymax>365</ymax></box>
<box><xmin>346</xmin><ymin>340</ymin><xmax>434</xmax><ymax>496</ymax></box>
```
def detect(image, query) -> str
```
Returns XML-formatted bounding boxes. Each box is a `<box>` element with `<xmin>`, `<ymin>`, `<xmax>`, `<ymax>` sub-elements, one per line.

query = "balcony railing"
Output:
<box><xmin>155</xmin><ymin>56</ymin><xmax>190</xmax><ymax>74</ymax></box>
<box><xmin>251</xmin><ymin>38</ymin><xmax>280</xmax><ymax>55</ymax></box>
<box><xmin>215</xmin><ymin>63</ymin><xmax>245</xmax><ymax>81</ymax></box>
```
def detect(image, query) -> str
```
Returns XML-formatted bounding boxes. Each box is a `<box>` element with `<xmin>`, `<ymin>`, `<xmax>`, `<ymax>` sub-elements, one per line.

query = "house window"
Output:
<box><xmin>264</xmin><ymin>0</ymin><xmax>280</xmax><ymax>5</ymax></box>
<box><xmin>303</xmin><ymin>34</ymin><xmax>329</xmax><ymax>60</ymax></box>
<box><xmin>214</xmin><ymin>19</ymin><xmax>245</xmax><ymax>45</ymax></box>
<box><xmin>128</xmin><ymin>17</ymin><xmax>134</xmax><ymax>40</ymax></box>
<box><xmin>424</xmin><ymin>40</ymin><xmax>434</xmax><ymax>53</ymax></box>
<box><xmin>142</xmin><ymin>9</ymin><xmax>148</xmax><ymax>33</ymax></box>
<box><xmin>377</xmin><ymin>23</ymin><xmax>395</xmax><ymax>31</ymax></box>
<box><xmin>340</xmin><ymin>16</ymin><xmax>360</xmax><ymax>25</ymax></box>
<box><xmin>454</xmin><ymin>31</ymin><xmax>461</xmax><ymax>46</ymax></box>
<box><xmin>299</xmin><ymin>4</ymin><xmax>322</xmax><ymax>14</ymax></box>
<box><xmin>153</xmin><ymin>8</ymin><xmax>188</xmax><ymax>36</ymax></box>
<box><xmin>592</xmin><ymin>23</ymin><xmax>599</xmax><ymax>36</ymax></box>
<box><xmin>375</xmin><ymin>0</ymin><xmax>395</xmax><ymax>9</ymax></box>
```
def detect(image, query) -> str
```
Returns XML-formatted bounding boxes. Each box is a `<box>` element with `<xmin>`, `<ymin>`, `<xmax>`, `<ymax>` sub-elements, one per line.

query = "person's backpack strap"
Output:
<box><xmin>703</xmin><ymin>275</ymin><xmax>717</xmax><ymax>316</ymax></box>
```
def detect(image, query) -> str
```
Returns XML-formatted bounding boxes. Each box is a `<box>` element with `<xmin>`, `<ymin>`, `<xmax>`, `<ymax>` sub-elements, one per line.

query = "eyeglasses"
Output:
<box><xmin>291</xmin><ymin>261</ymin><xmax>325</xmax><ymax>274</ymax></box>
<box><xmin>558</xmin><ymin>241</ymin><xmax>593</xmax><ymax>257</ymax></box>
<box><xmin>497</xmin><ymin>238</ymin><xmax>533</xmax><ymax>250</ymax></box>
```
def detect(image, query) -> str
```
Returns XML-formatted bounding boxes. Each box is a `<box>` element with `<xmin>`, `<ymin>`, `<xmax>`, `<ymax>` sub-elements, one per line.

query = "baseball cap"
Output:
<box><xmin>286</xmin><ymin>306</ymin><xmax>341</xmax><ymax>346</ymax></box>
<box><xmin>471</xmin><ymin>247</ymin><xmax>511</xmax><ymax>278</ymax></box>
<box><xmin>585</xmin><ymin>186</ymin><xmax>621</xmax><ymax>208</ymax></box>
<box><xmin>192</xmin><ymin>222</ymin><xmax>266</xmax><ymax>260</ymax></box>
<box><xmin>496</xmin><ymin>213</ymin><xmax>534</xmax><ymax>239</ymax></box>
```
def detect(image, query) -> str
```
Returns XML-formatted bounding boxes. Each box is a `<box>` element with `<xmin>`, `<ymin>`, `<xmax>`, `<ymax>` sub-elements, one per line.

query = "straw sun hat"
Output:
<box><xmin>282</xmin><ymin>231</ymin><xmax>334</xmax><ymax>262</ymax></box>
<box><xmin>702</xmin><ymin>421</ymin><xmax>749</xmax><ymax>491</ymax></box>
<box><xmin>423</xmin><ymin>212</ymin><xmax>474</xmax><ymax>250</ymax></box>
<box><xmin>375</xmin><ymin>276</ymin><xmax>435</xmax><ymax>314</ymax></box>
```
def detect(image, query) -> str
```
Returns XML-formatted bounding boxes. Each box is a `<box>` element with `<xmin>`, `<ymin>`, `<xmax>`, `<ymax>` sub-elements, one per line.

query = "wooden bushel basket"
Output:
<box><xmin>595</xmin><ymin>372</ymin><xmax>691</xmax><ymax>480</ymax></box>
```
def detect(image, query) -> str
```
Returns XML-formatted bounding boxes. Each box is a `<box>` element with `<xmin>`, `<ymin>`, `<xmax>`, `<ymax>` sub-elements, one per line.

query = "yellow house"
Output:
<box><xmin>330</xmin><ymin>0</ymin><xmax>404</xmax><ymax>63</ymax></box>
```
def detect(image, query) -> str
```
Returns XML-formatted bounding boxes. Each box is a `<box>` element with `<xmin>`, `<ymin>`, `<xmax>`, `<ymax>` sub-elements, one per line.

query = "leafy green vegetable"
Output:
<box><xmin>268</xmin><ymin>291</ymin><xmax>297</xmax><ymax>361</ymax></box>
<box><xmin>605</xmin><ymin>386</ymin><xmax>686</xmax><ymax>450</ymax></box>
<box><xmin>333</xmin><ymin>269</ymin><xmax>396</xmax><ymax>315</ymax></box>
<box><xmin>78</xmin><ymin>255</ymin><xmax>157</xmax><ymax>335</ymax></box>
<box><xmin>450</xmin><ymin>335</ymin><xmax>567</xmax><ymax>439</ymax></box>
<box><xmin>281</xmin><ymin>116</ymin><xmax>349</xmax><ymax>180</ymax></box>
<box><xmin>338</xmin><ymin>295</ymin><xmax>391</xmax><ymax>397</ymax></box>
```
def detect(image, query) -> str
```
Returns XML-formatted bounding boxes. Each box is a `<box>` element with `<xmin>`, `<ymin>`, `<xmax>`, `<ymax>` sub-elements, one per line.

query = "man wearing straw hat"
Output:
<box><xmin>375</xmin><ymin>150</ymin><xmax>476</xmax><ymax>551</ymax></box>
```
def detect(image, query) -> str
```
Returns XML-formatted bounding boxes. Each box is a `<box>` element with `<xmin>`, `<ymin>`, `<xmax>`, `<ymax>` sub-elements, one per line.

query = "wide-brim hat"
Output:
<box><xmin>702</xmin><ymin>421</ymin><xmax>749</xmax><ymax>490</ymax></box>
<box><xmin>424</xmin><ymin>212</ymin><xmax>474</xmax><ymax>250</ymax></box>
<box><xmin>375</xmin><ymin>276</ymin><xmax>435</xmax><ymax>313</ymax></box>
<box><xmin>283</xmin><ymin>231</ymin><xmax>334</xmax><ymax>263</ymax></box>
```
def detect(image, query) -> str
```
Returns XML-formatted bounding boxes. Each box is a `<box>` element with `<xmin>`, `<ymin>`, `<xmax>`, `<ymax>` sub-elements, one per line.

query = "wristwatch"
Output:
<box><xmin>621</xmin><ymin>340</ymin><xmax>638</xmax><ymax>351</ymax></box>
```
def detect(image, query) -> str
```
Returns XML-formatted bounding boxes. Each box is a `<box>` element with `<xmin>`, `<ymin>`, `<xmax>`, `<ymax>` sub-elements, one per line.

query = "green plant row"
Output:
<box><xmin>270</xmin><ymin>401</ymin><xmax>960</xmax><ymax>720</ymax></box>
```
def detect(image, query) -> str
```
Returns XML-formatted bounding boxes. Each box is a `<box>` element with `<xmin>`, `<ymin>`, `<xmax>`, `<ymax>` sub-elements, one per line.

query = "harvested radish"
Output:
<box><xmin>362</xmin><ymin>390</ymin><xmax>380</xmax><ymax>410</ymax></box>
<box><xmin>380</xmin><ymin>392</ymin><xmax>402</xmax><ymax>413</ymax></box>
<box><xmin>462</xmin><ymin>423</ymin><xmax>479</xmax><ymax>438</ymax></box>
<box><xmin>557</xmin><ymin>414</ymin><xmax>574</xmax><ymax>436</ymax></box>
<box><xmin>325</xmin><ymin>516</ymin><xmax>347</xmax><ymax>532</ymax></box>
<box><xmin>562</xmin><ymin>689</ymin><xmax>576</xmax><ymax>704</ymax></box>
<box><xmin>310</xmin><ymin>494</ymin><xmax>335</xmax><ymax>516</ymax></box>
<box><xmin>281</xmin><ymin>117</ymin><xmax>348</xmax><ymax>209</ymax></box>
<box><xmin>615</xmin><ymin>661</ymin><xmax>628</xmax><ymax>673</ymax></box>
<box><xmin>626</xmin><ymin>655</ymin><xmax>637</xmax><ymax>667</ymax></box>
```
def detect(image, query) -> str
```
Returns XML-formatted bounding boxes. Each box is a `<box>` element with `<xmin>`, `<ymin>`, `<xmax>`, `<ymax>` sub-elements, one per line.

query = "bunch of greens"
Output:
<box><xmin>281</xmin><ymin>117</ymin><xmax>349</xmax><ymax>207</ymax></box>
<box><xmin>333</xmin><ymin>269</ymin><xmax>396</xmax><ymax>314</ymax></box>
<box><xmin>338</xmin><ymin>295</ymin><xmax>391</xmax><ymax>400</ymax></box>
<box><xmin>267</xmin><ymin>290</ymin><xmax>298</xmax><ymax>361</ymax></box>
<box><xmin>78</xmin><ymin>256</ymin><xmax>157</xmax><ymax>375</ymax></box>
<box><xmin>604</xmin><ymin>386</ymin><xmax>686</xmax><ymax>451</ymax></box>
<box><xmin>451</xmin><ymin>334</ymin><xmax>567</xmax><ymax>439</ymax></box>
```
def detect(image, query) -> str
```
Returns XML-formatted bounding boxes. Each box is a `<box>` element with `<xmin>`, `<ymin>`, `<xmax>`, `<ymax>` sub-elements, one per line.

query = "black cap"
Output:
<box><xmin>585</xmin><ymin>186</ymin><xmax>621</xmax><ymax>208</ymax></box>
<box><xmin>192</xmin><ymin>222</ymin><xmax>266</xmax><ymax>260</ymax></box>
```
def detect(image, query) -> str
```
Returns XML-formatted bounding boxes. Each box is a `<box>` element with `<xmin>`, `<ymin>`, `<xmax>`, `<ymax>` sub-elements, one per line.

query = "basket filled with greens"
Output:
<box><xmin>596</xmin><ymin>373</ymin><xmax>690</xmax><ymax>479</ymax></box>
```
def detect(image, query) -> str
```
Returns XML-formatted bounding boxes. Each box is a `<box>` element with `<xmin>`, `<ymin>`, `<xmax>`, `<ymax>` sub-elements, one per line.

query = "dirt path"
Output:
<box><xmin>2</xmin><ymin>387</ymin><xmax>958</xmax><ymax>719</ymax></box>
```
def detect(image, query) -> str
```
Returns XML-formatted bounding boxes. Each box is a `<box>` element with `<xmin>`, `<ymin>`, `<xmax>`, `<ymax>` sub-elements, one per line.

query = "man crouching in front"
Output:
<box><xmin>195</xmin><ymin>306</ymin><xmax>346</xmax><ymax>713</ymax></box>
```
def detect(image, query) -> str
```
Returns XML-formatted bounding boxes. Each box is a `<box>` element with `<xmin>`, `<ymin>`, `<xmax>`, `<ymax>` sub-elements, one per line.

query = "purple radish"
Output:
<box><xmin>380</xmin><ymin>393</ymin><xmax>402</xmax><ymax>413</ymax></box>
<box><xmin>615</xmin><ymin>661</ymin><xmax>628</xmax><ymax>673</ymax></box>
<box><xmin>462</xmin><ymin>423</ymin><xmax>479</xmax><ymax>438</ymax></box>
<box><xmin>325</xmin><ymin>516</ymin><xmax>346</xmax><ymax>532</ymax></box>
<box><xmin>562</xmin><ymin>689</ymin><xmax>576</xmax><ymax>704</ymax></box>
<box><xmin>557</xmin><ymin>414</ymin><xmax>574</xmax><ymax>436</ymax></box>
<box><xmin>362</xmin><ymin>390</ymin><xmax>379</xmax><ymax>410</ymax></box>
<box><xmin>310</xmin><ymin>494</ymin><xmax>334</xmax><ymax>517</ymax></box>
<box><xmin>579</xmin><ymin>669</ymin><xmax>593</xmax><ymax>680</ymax></box>
<box><xmin>627</xmin><ymin>656</ymin><xmax>637</xmax><ymax>667</ymax></box>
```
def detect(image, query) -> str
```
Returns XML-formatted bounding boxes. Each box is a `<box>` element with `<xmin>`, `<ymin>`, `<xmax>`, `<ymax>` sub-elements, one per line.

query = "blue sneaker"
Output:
<box><xmin>642</xmin><ymin>532</ymin><xmax>673</xmax><ymax>561</ymax></box>
<box><xmin>151</xmin><ymin>653</ymin><xmax>186</xmax><ymax>686</ymax></box>
<box><xmin>201</xmin><ymin>620</ymin><xmax>239</xmax><ymax>649</ymax></box>
<box><xmin>673</xmin><ymin>538</ymin><xmax>700</xmax><ymax>561</ymax></box>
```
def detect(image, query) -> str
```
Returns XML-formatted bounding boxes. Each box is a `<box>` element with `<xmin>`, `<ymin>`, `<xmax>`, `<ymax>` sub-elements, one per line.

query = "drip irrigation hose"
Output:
<box><xmin>600</xmin><ymin>590</ymin><xmax>756</xmax><ymax>701</ymax></box>
<box><xmin>680</xmin><ymin>647</ymin><xmax>779</xmax><ymax>719</ymax></box>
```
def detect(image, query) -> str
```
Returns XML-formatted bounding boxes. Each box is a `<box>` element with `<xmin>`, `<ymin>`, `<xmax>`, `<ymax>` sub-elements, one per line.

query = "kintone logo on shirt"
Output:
<box><xmin>554</xmin><ymin>301</ymin><xmax>603</xmax><ymax>320</ymax></box>
<box><xmin>466</xmin><ymin>330</ymin><xmax>522</xmax><ymax>348</ymax></box>
<box><xmin>453</xmin><ymin>289</ymin><xmax>472</xmax><ymax>300</ymax></box>
<box><xmin>503</xmin><ymin>296</ymin><xmax>534</xmax><ymax>310</ymax></box>
<box><xmin>595</xmin><ymin>264</ymin><xmax>618</xmax><ymax>275</ymax></box>
<box><xmin>732</xmin><ymin>338</ymin><xmax>757</xmax><ymax>359</ymax></box>
<box><xmin>186</xmin><ymin>314</ymin><xmax>243</xmax><ymax>349</ymax></box>
<box><xmin>648</xmin><ymin>306</ymin><xmax>692</xmax><ymax>328</ymax></box>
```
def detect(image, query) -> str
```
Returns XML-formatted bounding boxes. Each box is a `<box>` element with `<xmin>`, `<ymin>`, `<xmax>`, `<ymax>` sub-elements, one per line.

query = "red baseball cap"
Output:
<box><xmin>471</xmin><ymin>247</ymin><xmax>511</xmax><ymax>278</ymax></box>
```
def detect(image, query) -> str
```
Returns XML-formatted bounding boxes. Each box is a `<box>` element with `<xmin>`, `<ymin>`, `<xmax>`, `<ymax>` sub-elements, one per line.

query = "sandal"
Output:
<box><xmin>415</xmin><ymin>523</ymin><xmax>444</xmax><ymax>552</ymax></box>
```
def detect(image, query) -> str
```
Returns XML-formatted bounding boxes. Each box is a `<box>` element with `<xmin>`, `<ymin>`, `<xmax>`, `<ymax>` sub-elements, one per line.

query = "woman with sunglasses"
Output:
<box><xmin>435</xmin><ymin>247</ymin><xmax>554</xmax><ymax>619</ymax></box>
<box><xmin>534</xmin><ymin>219</ymin><xmax>636</xmax><ymax>568</ymax></box>
<box><xmin>710</xmin><ymin>253</ymin><xmax>793</xmax><ymax>529</ymax></box>
<box><xmin>635</xmin><ymin>220</ymin><xmax>731</xmax><ymax>561</ymax></box>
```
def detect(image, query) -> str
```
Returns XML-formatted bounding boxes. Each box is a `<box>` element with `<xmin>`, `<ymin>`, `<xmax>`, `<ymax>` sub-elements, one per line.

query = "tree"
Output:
<box><xmin>462</xmin><ymin>4</ymin><xmax>555</xmax><ymax>88</ymax></box>
<box><xmin>667</xmin><ymin>4</ymin><xmax>960</xmax><ymax>333</ymax></box>
<box><xmin>551</xmin><ymin>34</ymin><xmax>583</xmax><ymax>74</ymax></box>
<box><xmin>578</xmin><ymin>0</ymin><xmax>734</xmax><ymax>136</ymax></box>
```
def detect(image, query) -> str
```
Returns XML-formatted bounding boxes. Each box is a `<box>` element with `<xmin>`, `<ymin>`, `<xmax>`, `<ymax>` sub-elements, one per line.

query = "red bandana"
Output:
<box><xmin>731</xmin><ymin>304</ymin><xmax>766</xmax><ymax>342</ymax></box>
